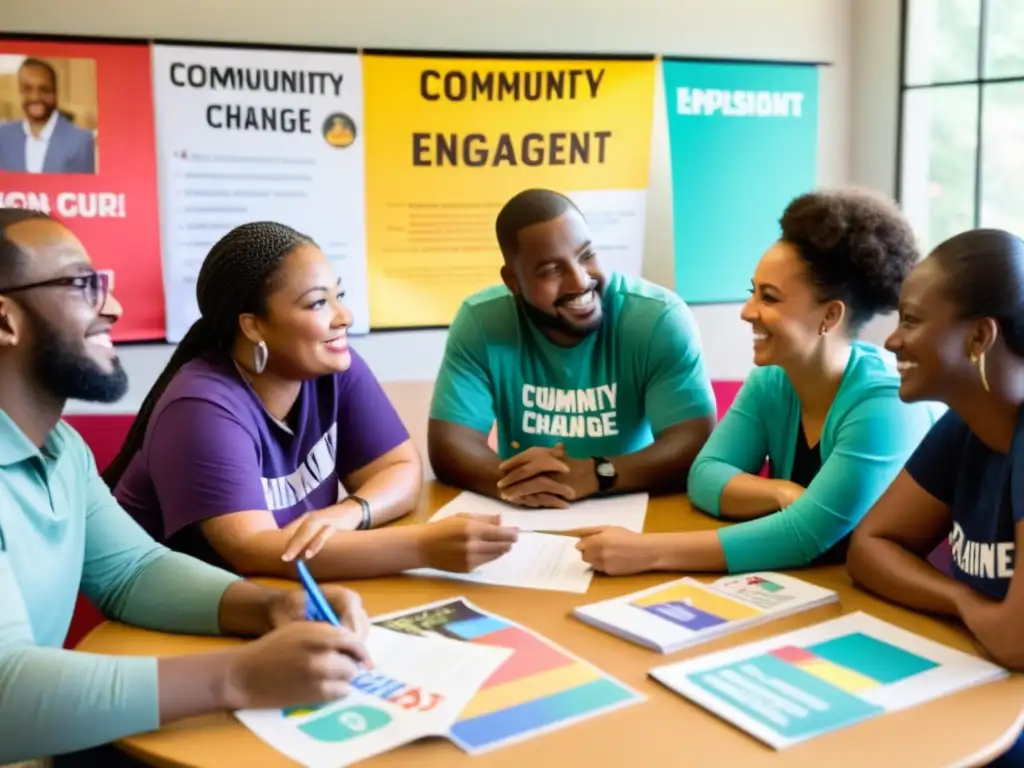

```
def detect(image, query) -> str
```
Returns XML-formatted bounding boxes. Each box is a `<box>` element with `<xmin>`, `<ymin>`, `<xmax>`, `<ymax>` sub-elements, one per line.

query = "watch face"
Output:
<box><xmin>597</xmin><ymin>462</ymin><xmax>615</xmax><ymax>477</ymax></box>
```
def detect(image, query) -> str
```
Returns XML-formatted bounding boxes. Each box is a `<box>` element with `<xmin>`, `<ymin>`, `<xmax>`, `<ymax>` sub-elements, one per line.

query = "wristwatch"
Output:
<box><xmin>592</xmin><ymin>456</ymin><xmax>617</xmax><ymax>494</ymax></box>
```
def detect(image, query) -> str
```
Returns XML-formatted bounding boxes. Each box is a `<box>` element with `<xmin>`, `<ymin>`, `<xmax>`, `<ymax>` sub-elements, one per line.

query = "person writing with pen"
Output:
<box><xmin>0</xmin><ymin>209</ymin><xmax>371</xmax><ymax>767</ymax></box>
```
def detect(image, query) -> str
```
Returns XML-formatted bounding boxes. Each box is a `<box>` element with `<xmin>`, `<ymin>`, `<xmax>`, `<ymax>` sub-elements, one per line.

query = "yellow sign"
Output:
<box><xmin>363</xmin><ymin>53</ymin><xmax>656</xmax><ymax>328</ymax></box>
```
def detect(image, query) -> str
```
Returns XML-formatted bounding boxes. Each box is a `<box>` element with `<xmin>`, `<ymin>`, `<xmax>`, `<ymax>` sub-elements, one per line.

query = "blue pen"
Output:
<box><xmin>295</xmin><ymin>559</ymin><xmax>341</xmax><ymax>627</ymax></box>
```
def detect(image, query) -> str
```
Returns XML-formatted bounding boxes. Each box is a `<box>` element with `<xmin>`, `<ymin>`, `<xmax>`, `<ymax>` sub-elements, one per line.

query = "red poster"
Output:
<box><xmin>0</xmin><ymin>38</ymin><xmax>165</xmax><ymax>341</ymax></box>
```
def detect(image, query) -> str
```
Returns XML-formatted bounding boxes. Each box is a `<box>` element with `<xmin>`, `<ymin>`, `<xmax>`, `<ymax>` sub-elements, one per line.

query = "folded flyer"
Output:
<box><xmin>573</xmin><ymin>572</ymin><xmax>838</xmax><ymax>653</ymax></box>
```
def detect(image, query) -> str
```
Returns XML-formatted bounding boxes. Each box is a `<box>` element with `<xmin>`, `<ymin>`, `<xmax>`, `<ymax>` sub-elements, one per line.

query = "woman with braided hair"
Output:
<box><xmin>108</xmin><ymin>221</ymin><xmax>518</xmax><ymax>579</ymax></box>
<box><xmin>0</xmin><ymin>211</ymin><xmax>370</xmax><ymax>766</ymax></box>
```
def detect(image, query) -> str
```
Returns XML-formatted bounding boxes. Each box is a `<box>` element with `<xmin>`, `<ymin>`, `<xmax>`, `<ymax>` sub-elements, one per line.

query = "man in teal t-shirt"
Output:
<box><xmin>428</xmin><ymin>188</ymin><xmax>716</xmax><ymax>508</ymax></box>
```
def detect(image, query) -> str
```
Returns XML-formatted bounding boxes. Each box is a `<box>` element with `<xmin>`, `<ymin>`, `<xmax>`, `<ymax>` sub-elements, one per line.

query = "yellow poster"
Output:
<box><xmin>363</xmin><ymin>53</ymin><xmax>656</xmax><ymax>328</ymax></box>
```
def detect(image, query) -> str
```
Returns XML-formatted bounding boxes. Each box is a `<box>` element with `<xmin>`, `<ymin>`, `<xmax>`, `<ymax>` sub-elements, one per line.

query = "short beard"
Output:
<box><xmin>28</xmin><ymin>308</ymin><xmax>128</xmax><ymax>404</ymax></box>
<box><xmin>516</xmin><ymin>293</ymin><xmax>602</xmax><ymax>339</ymax></box>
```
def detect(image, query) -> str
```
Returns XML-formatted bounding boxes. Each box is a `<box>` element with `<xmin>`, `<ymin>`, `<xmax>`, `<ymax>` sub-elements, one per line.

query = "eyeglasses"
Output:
<box><xmin>0</xmin><ymin>269</ymin><xmax>114</xmax><ymax>309</ymax></box>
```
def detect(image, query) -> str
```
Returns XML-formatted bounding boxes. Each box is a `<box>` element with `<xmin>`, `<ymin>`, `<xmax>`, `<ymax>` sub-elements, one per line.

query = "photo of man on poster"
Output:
<box><xmin>0</xmin><ymin>55</ymin><xmax>98</xmax><ymax>174</ymax></box>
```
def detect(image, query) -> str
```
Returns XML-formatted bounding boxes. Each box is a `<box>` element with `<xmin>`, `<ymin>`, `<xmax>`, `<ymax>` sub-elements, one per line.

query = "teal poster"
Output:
<box><xmin>663</xmin><ymin>59</ymin><xmax>820</xmax><ymax>304</ymax></box>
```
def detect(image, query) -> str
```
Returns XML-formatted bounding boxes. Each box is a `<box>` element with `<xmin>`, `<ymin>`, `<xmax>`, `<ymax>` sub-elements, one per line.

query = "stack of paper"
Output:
<box><xmin>404</xmin><ymin>531</ymin><xmax>594</xmax><ymax>593</ymax></box>
<box><xmin>649</xmin><ymin>611</ymin><xmax>1008</xmax><ymax>749</ymax></box>
<box><xmin>235</xmin><ymin>626</ymin><xmax>511</xmax><ymax>767</ymax></box>
<box><xmin>573</xmin><ymin>572</ymin><xmax>838</xmax><ymax>653</ymax></box>
<box><xmin>428</xmin><ymin>490</ymin><xmax>649</xmax><ymax>532</ymax></box>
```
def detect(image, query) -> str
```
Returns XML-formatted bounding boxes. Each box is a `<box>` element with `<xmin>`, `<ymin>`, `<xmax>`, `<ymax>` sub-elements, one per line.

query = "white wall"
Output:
<box><xmin>0</xmin><ymin>0</ymin><xmax>905</xmax><ymax>416</ymax></box>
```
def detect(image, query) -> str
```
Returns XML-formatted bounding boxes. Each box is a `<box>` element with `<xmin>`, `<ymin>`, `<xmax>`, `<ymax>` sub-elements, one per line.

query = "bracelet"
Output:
<box><xmin>347</xmin><ymin>494</ymin><xmax>372</xmax><ymax>530</ymax></box>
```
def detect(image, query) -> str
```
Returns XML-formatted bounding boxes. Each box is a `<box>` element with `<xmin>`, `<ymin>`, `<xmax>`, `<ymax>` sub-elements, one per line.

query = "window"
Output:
<box><xmin>898</xmin><ymin>0</ymin><xmax>1024</xmax><ymax>250</ymax></box>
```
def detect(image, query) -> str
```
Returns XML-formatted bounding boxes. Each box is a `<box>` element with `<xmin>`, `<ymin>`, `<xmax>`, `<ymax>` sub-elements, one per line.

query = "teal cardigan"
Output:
<box><xmin>687</xmin><ymin>341</ymin><xmax>944</xmax><ymax>573</ymax></box>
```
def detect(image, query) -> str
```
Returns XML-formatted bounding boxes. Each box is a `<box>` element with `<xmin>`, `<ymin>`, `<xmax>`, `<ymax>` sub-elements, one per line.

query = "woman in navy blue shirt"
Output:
<box><xmin>848</xmin><ymin>228</ymin><xmax>1024</xmax><ymax>765</ymax></box>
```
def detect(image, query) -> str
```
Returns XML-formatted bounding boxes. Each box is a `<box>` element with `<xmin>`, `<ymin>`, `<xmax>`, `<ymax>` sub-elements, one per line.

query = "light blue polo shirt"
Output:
<box><xmin>687</xmin><ymin>342</ymin><xmax>944</xmax><ymax>572</ymax></box>
<box><xmin>0</xmin><ymin>409</ymin><xmax>238</xmax><ymax>762</ymax></box>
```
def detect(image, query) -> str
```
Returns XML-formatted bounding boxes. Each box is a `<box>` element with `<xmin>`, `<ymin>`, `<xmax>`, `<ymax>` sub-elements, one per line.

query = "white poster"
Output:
<box><xmin>152</xmin><ymin>44</ymin><xmax>369</xmax><ymax>342</ymax></box>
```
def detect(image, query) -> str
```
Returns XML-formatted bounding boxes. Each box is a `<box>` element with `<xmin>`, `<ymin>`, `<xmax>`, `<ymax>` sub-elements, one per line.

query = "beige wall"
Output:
<box><xmin>0</xmin><ymin>0</ymin><xmax>905</xmax><ymax>425</ymax></box>
<box><xmin>379</xmin><ymin>380</ymin><xmax>434</xmax><ymax>476</ymax></box>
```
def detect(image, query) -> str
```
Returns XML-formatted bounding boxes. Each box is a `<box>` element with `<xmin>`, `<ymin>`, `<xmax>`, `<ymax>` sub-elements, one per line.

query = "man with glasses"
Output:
<box><xmin>0</xmin><ymin>263</ymin><xmax>122</xmax><ymax>404</ymax></box>
<box><xmin>0</xmin><ymin>209</ymin><xmax>372</xmax><ymax>767</ymax></box>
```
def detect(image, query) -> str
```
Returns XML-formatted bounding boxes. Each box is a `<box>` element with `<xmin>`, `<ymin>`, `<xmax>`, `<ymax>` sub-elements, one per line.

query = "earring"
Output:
<box><xmin>971</xmin><ymin>351</ymin><xmax>990</xmax><ymax>393</ymax></box>
<box><xmin>253</xmin><ymin>341</ymin><xmax>268</xmax><ymax>374</ymax></box>
<box><xmin>819</xmin><ymin>324</ymin><xmax>829</xmax><ymax>336</ymax></box>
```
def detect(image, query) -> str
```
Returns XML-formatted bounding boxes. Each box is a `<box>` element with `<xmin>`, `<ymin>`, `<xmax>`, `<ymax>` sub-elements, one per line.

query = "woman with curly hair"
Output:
<box><xmin>574</xmin><ymin>188</ymin><xmax>945</xmax><ymax>576</ymax></box>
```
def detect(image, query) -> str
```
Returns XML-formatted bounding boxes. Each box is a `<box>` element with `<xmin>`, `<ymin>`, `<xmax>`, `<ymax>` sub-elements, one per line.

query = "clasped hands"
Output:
<box><xmin>495</xmin><ymin>442</ymin><xmax>599</xmax><ymax>509</ymax></box>
<box><xmin>496</xmin><ymin>444</ymin><xmax>651</xmax><ymax>574</ymax></box>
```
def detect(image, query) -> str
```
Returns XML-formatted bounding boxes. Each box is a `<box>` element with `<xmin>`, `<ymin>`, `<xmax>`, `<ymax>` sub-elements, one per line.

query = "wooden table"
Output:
<box><xmin>78</xmin><ymin>484</ymin><xmax>1024</xmax><ymax>767</ymax></box>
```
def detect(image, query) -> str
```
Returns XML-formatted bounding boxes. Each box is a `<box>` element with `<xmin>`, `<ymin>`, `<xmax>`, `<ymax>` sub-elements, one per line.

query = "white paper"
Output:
<box><xmin>151</xmin><ymin>45</ymin><xmax>369</xmax><ymax>342</ymax></box>
<box><xmin>429</xmin><ymin>490</ymin><xmax>649</xmax><ymax>533</ymax></box>
<box><xmin>235</xmin><ymin>626</ymin><xmax>510</xmax><ymax>767</ymax></box>
<box><xmin>404</xmin><ymin>532</ymin><xmax>594</xmax><ymax>593</ymax></box>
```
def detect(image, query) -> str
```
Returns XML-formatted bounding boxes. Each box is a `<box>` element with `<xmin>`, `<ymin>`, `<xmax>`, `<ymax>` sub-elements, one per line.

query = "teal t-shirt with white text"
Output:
<box><xmin>430</xmin><ymin>272</ymin><xmax>716</xmax><ymax>460</ymax></box>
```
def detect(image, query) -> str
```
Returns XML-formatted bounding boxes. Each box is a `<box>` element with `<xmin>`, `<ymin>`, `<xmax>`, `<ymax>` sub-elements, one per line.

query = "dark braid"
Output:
<box><xmin>103</xmin><ymin>221</ymin><xmax>314</xmax><ymax>488</ymax></box>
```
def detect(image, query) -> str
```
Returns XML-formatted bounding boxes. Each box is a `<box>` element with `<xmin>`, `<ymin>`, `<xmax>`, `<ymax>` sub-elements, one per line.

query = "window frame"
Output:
<box><xmin>895</xmin><ymin>0</ymin><xmax>1019</xmax><ymax>234</ymax></box>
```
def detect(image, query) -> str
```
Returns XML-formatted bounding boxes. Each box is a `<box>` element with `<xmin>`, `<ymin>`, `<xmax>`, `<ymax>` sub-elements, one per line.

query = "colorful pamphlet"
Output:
<box><xmin>234</xmin><ymin>625</ymin><xmax>511</xmax><ymax>768</ymax></box>
<box><xmin>573</xmin><ymin>572</ymin><xmax>838</xmax><ymax>653</ymax></box>
<box><xmin>373</xmin><ymin>597</ymin><xmax>644</xmax><ymax>754</ymax></box>
<box><xmin>649</xmin><ymin>611</ymin><xmax>1008</xmax><ymax>749</ymax></box>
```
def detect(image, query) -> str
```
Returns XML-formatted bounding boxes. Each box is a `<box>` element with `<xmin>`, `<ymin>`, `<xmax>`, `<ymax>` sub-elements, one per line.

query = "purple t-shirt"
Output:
<box><xmin>115</xmin><ymin>350</ymin><xmax>409</xmax><ymax>560</ymax></box>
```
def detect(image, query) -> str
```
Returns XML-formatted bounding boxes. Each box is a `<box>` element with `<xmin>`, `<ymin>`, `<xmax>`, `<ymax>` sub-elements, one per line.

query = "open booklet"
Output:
<box><xmin>573</xmin><ymin>572</ymin><xmax>838</xmax><ymax>653</ymax></box>
<box><xmin>649</xmin><ymin>611</ymin><xmax>1009</xmax><ymax>750</ymax></box>
<box><xmin>235</xmin><ymin>625</ymin><xmax>512</xmax><ymax>768</ymax></box>
<box><xmin>373</xmin><ymin>597</ymin><xmax>644</xmax><ymax>755</ymax></box>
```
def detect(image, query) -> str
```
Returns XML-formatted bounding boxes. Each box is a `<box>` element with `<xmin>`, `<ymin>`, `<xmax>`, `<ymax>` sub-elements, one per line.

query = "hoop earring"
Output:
<box><xmin>971</xmin><ymin>351</ymin><xmax>990</xmax><ymax>393</ymax></box>
<box><xmin>254</xmin><ymin>341</ymin><xmax>268</xmax><ymax>375</ymax></box>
